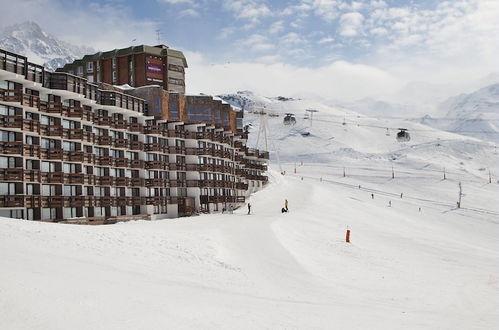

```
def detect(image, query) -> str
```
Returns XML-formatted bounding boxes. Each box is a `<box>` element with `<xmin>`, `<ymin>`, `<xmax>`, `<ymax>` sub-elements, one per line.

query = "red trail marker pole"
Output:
<box><xmin>346</xmin><ymin>229</ymin><xmax>351</xmax><ymax>243</ymax></box>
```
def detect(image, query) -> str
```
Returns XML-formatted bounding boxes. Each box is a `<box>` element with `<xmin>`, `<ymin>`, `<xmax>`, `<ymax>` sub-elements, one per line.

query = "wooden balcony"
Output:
<box><xmin>1</xmin><ymin>49</ymin><xmax>44</xmax><ymax>83</ymax></box>
<box><xmin>23</xmin><ymin>144</ymin><xmax>40</xmax><ymax>157</ymax></box>
<box><xmin>39</xmin><ymin>101</ymin><xmax>63</xmax><ymax>115</ymax></box>
<box><xmin>145</xmin><ymin>196</ymin><xmax>169</xmax><ymax>206</ymax></box>
<box><xmin>24</xmin><ymin>169</ymin><xmax>41</xmax><ymax>182</ymax></box>
<box><xmin>111</xmin><ymin>119</ymin><xmax>128</xmax><ymax>130</ymax></box>
<box><xmin>39</xmin><ymin>124</ymin><xmax>63</xmax><ymax>137</ymax></box>
<box><xmin>0</xmin><ymin>89</ymin><xmax>23</xmax><ymax>103</ymax></box>
<box><xmin>63</xmin><ymin>173</ymin><xmax>85</xmax><ymax>184</ymax></box>
<box><xmin>168</xmin><ymin>179</ymin><xmax>186</xmax><ymax>187</ymax></box>
<box><xmin>169</xmin><ymin>163</ymin><xmax>186</xmax><ymax>171</ymax></box>
<box><xmin>82</xmin><ymin>131</ymin><xmax>95</xmax><ymax>143</ymax></box>
<box><xmin>63</xmin><ymin>150</ymin><xmax>84</xmax><ymax>162</ymax></box>
<box><xmin>144</xmin><ymin>143</ymin><xmax>165</xmax><ymax>152</ymax></box>
<box><xmin>0</xmin><ymin>195</ymin><xmax>26</xmax><ymax>208</ymax></box>
<box><xmin>62</xmin><ymin>128</ymin><xmax>83</xmax><ymax>140</ymax></box>
<box><xmin>166</xmin><ymin>130</ymin><xmax>187</xmax><ymax>138</ymax></box>
<box><xmin>95</xmin><ymin>116</ymin><xmax>113</xmax><ymax>127</ymax></box>
<box><xmin>0</xmin><ymin>115</ymin><xmax>23</xmax><ymax>128</ymax></box>
<box><xmin>129</xmin><ymin>141</ymin><xmax>144</xmax><ymax>151</ymax></box>
<box><xmin>129</xmin><ymin>159</ymin><xmax>144</xmax><ymax>169</ymax></box>
<box><xmin>167</xmin><ymin>146</ymin><xmax>185</xmax><ymax>154</ymax></box>
<box><xmin>145</xmin><ymin>160</ymin><xmax>168</xmax><ymax>170</ymax></box>
<box><xmin>113</xmin><ymin>157</ymin><xmax>130</xmax><ymax>167</ymax></box>
<box><xmin>143</xmin><ymin>125</ymin><xmax>163</xmax><ymax>135</ymax></box>
<box><xmin>40</xmin><ymin>171</ymin><xmax>64</xmax><ymax>183</ymax></box>
<box><xmin>114</xmin><ymin>177</ymin><xmax>129</xmax><ymax>186</ymax></box>
<box><xmin>23</xmin><ymin>119</ymin><xmax>40</xmax><ymax>132</ymax></box>
<box><xmin>0</xmin><ymin>168</ymin><xmax>24</xmax><ymax>181</ymax></box>
<box><xmin>96</xmin><ymin>135</ymin><xmax>113</xmax><ymax>146</ymax></box>
<box><xmin>96</xmin><ymin>176</ymin><xmax>114</xmax><ymax>186</ymax></box>
<box><xmin>96</xmin><ymin>155</ymin><xmax>113</xmax><ymax>166</ymax></box>
<box><xmin>145</xmin><ymin>178</ymin><xmax>169</xmax><ymax>187</ymax></box>
<box><xmin>199</xmin><ymin>195</ymin><xmax>245</xmax><ymax>204</ymax></box>
<box><xmin>113</xmin><ymin>138</ymin><xmax>128</xmax><ymax>148</ymax></box>
<box><xmin>128</xmin><ymin>123</ymin><xmax>143</xmax><ymax>133</ymax></box>
<box><xmin>0</xmin><ymin>141</ymin><xmax>23</xmax><ymax>155</ymax></box>
<box><xmin>64</xmin><ymin>106</ymin><xmax>84</xmax><ymax>118</ymax></box>
<box><xmin>84</xmin><ymin>174</ymin><xmax>96</xmax><ymax>185</ymax></box>
<box><xmin>236</xmin><ymin>182</ymin><xmax>249</xmax><ymax>190</ymax></box>
<box><xmin>83</xmin><ymin>152</ymin><xmax>96</xmax><ymax>163</ymax></box>
<box><xmin>129</xmin><ymin>177</ymin><xmax>145</xmax><ymax>187</ymax></box>
<box><xmin>40</xmin><ymin>148</ymin><xmax>63</xmax><ymax>160</ymax></box>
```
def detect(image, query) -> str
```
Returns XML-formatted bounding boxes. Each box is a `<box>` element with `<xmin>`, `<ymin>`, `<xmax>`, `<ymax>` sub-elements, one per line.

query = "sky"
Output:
<box><xmin>0</xmin><ymin>0</ymin><xmax>498</xmax><ymax>102</ymax></box>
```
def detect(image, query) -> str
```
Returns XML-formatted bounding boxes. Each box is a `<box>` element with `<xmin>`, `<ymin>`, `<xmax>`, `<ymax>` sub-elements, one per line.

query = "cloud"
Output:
<box><xmin>158</xmin><ymin>0</ymin><xmax>193</xmax><ymax>4</ymax></box>
<box><xmin>318</xmin><ymin>37</ymin><xmax>335</xmax><ymax>44</ymax></box>
<box><xmin>179</xmin><ymin>8</ymin><xmax>200</xmax><ymax>17</ymax></box>
<box><xmin>185</xmin><ymin>51</ymin><xmax>400</xmax><ymax>101</ymax></box>
<box><xmin>339</xmin><ymin>12</ymin><xmax>364</xmax><ymax>37</ymax></box>
<box><xmin>222</xmin><ymin>0</ymin><xmax>272</xmax><ymax>24</ymax></box>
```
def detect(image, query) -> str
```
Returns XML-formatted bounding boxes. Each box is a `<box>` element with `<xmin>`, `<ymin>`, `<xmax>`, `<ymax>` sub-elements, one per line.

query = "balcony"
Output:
<box><xmin>83</xmin><ymin>152</ymin><xmax>96</xmax><ymax>163</ymax></box>
<box><xmin>113</xmin><ymin>138</ymin><xmax>128</xmax><ymax>148</ymax></box>
<box><xmin>200</xmin><ymin>195</ymin><xmax>245</xmax><ymax>204</ymax></box>
<box><xmin>1</xmin><ymin>49</ymin><xmax>44</xmax><ymax>83</ymax></box>
<box><xmin>63</xmin><ymin>173</ymin><xmax>85</xmax><ymax>184</ymax></box>
<box><xmin>144</xmin><ymin>143</ymin><xmax>165</xmax><ymax>152</ymax></box>
<box><xmin>40</xmin><ymin>171</ymin><xmax>64</xmax><ymax>183</ymax></box>
<box><xmin>95</xmin><ymin>115</ymin><xmax>112</xmax><ymax>127</ymax></box>
<box><xmin>114</xmin><ymin>177</ymin><xmax>129</xmax><ymax>186</ymax></box>
<box><xmin>129</xmin><ymin>160</ymin><xmax>144</xmax><ymax>169</ymax></box>
<box><xmin>64</xmin><ymin>106</ymin><xmax>84</xmax><ymax>118</ymax></box>
<box><xmin>82</xmin><ymin>131</ymin><xmax>95</xmax><ymax>143</ymax></box>
<box><xmin>169</xmin><ymin>163</ymin><xmax>186</xmax><ymax>171</ymax></box>
<box><xmin>145</xmin><ymin>178</ymin><xmax>169</xmax><ymax>187</ymax></box>
<box><xmin>62</xmin><ymin>128</ymin><xmax>83</xmax><ymax>140</ymax></box>
<box><xmin>39</xmin><ymin>124</ymin><xmax>63</xmax><ymax>137</ymax></box>
<box><xmin>129</xmin><ymin>177</ymin><xmax>145</xmax><ymax>187</ymax></box>
<box><xmin>39</xmin><ymin>101</ymin><xmax>63</xmax><ymax>115</ymax></box>
<box><xmin>24</xmin><ymin>169</ymin><xmax>41</xmax><ymax>182</ymax></box>
<box><xmin>23</xmin><ymin>144</ymin><xmax>40</xmax><ymax>157</ymax></box>
<box><xmin>63</xmin><ymin>150</ymin><xmax>84</xmax><ymax>162</ymax></box>
<box><xmin>96</xmin><ymin>135</ymin><xmax>113</xmax><ymax>146</ymax></box>
<box><xmin>128</xmin><ymin>122</ymin><xmax>143</xmax><ymax>133</ymax></box>
<box><xmin>96</xmin><ymin>155</ymin><xmax>113</xmax><ymax>166</ymax></box>
<box><xmin>96</xmin><ymin>176</ymin><xmax>114</xmax><ymax>186</ymax></box>
<box><xmin>145</xmin><ymin>196</ymin><xmax>169</xmax><ymax>206</ymax></box>
<box><xmin>143</xmin><ymin>125</ymin><xmax>163</xmax><ymax>135</ymax></box>
<box><xmin>236</xmin><ymin>182</ymin><xmax>248</xmax><ymax>190</ymax></box>
<box><xmin>145</xmin><ymin>160</ymin><xmax>168</xmax><ymax>170</ymax></box>
<box><xmin>0</xmin><ymin>115</ymin><xmax>23</xmax><ymax>128</ymax></box>
<box><xmin>113</xmin><ymin>157</ymin><xmax>130</xmax><ymax>167</ymax></box>
<box><xmin>168</xmin><ymin>179</ymin><xmax>186</xmax><ymax>187</ymax></box>
<box><xmin>0</xmin><ymin>168</ymin><xmax>24</xmax><ymax>181</ymax></box>
<box><xmin>0</xmin><ymin>89</ymin><xmax>23</xmax><ymax>103</ymax></box>
<box><xmin>166</xmin><ymin>130</ymin><xmax>187</xmax><ymax>138</ymax></box>
<box><xmin>129</xmin><ymin>141</ymin><xmax>144</xmax><ymax>151</ymax></box>
<box><xmin>0</xmin><ymin>141</ymin><xmax>23</xmax><ymax>155</ymax></box>
<box><xmin>23</xmin><ymin>119</ymin><xmax>40</xmax><ymax>132</ymax></box>
<box><xmin>167</xmin><ymin>146</ymin><xmax>185</xmax><ymax>154</ymax></box>
<box><xmin>40</xmin><ymin>148</ymin><xmax>63</xmax><ymax>160</ymax></box>
<box><xmin>84</xmin><ymin>174</ymin><xmax>96</xmax><ymax>185</ymax></box>
<box><xmin>111</xmin><ymin>120</ymin><xmax>128</xmax><ymax>130</ymax></box>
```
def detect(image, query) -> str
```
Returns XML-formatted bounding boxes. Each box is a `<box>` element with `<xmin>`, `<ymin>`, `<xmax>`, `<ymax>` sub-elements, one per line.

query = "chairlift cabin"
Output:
<box><xmin>396</xmin><ymin>128</ymin><xmax>410</xmax><ymax>142</ymax></box>
<box><xmin>283</xmin><ymin>113</ymin><xmax>296</xmax><ymax>125</ymax></box>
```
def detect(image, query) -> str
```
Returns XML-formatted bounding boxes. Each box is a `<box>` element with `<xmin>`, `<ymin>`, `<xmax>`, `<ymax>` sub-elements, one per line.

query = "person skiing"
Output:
<box><xmin>285</xmin><ymin>199</ymin><xmax>288</xmax><ymax>212</ymax></box>
<box><xmin>247</xmin><ymin>203</ymin><xmax>251</xmax><ymax>215</ymax></box>
<box><xmin>371</xmin><ymin>193</ymin><xmax>374</xmax><ymax>199</ymax></box>
<box><xmin>388</xmin><ymin>200</ymin><xmax>392</xmax><ymax>207</ymax></box>
<box><xmin>400</xmin><ymin>192</ymin><xmax>403</xmax><ymax>198</ymax></box>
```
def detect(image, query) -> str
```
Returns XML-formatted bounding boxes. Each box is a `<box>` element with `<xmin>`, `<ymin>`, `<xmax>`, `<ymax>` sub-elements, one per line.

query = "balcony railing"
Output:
<box><xmin>0</xmin><ymin>141</ymin><xmax>23</xmax><ymax>155</ymax></box>
<box><xmin>145</xmin><ymin>160</ymin><xmax>169</xmax><ymax>170</ymax></box>
<box><xmin>40</xmin><ymin>148</ymin><xmax>63</xmax><ymax>160</ymax></box>
<box><xmin>0</xmin><ymin>115</ymin><xmax>23</xmax><ymax>128</ymax></box>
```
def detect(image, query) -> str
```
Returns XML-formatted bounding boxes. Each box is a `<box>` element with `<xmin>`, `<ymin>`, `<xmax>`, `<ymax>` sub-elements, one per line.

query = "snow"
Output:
<box><xmin>1</xmin><ymin>93</ymin><xmax>498</xmax><ymax>329</ymax></box>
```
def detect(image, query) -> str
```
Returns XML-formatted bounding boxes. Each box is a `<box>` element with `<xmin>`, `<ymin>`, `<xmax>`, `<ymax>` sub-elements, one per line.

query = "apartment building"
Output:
<box><xmin>0</xmin><ymin>48</ymin><xmax>268</xmax><ymax>224</ymax></box>
<box><xmin>59</xmin><ymin>44</ymin><xmax>187</xmax><ymax>93</ymax></box>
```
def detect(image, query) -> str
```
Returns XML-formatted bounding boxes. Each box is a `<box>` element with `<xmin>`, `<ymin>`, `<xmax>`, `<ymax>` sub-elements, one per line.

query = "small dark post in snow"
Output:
<box><xmin>443</xmin><ymin>167</ymin><xmax>447</xmax><ymax>180</ymax></box>
<box><xmin>391</xmin><ymin>164</ymin><xmax>395</xmax><ymax>179</ymax></box>
<box><xmin>458</xmin><ymin>181</ymin><xmax>462</xmax><ymax>208</ymax></box>
<box><xmin>343</xmin><ymin>167</ymin><xmax>346</xmax><ymax>177</ymax></box>
<box><xmin>489</xmin><ymin>170</ymin><xmax>492</xmax><ymax>184</ymax></box>
<box><xmin>346</xmin><ymin>228</ymin><xmax>351</xmax><ymax>243</ymax></box>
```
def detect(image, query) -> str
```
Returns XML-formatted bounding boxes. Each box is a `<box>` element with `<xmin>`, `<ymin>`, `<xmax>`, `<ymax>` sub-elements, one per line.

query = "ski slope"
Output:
<box><xmin>1</xmin><ymin>97</ymin><xmax>498</xmax><ymax>330</ymax></box>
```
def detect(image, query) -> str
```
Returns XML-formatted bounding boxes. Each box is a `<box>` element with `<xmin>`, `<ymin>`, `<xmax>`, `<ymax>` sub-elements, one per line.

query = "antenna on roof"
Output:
<box><xmin>155</xmin><ymin>29</ymin><xmax>161</xmax><ymax>44</ymax></box>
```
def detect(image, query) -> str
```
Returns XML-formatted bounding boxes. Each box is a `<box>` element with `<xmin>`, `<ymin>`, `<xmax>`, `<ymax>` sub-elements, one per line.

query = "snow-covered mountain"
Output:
<box><xmin>0</xmin><ymin>21</ymin><xmax>94</xmax><ymax>71</ymax></box>
<box><xmin>420</xmin><ymin>83</ymin><xmax>499</xmax><ymax>143</ymax></box>
<box><xmin>217</xmin><ymin>90</ymin><xmax>276</xmax><ymax>111</ymax></box>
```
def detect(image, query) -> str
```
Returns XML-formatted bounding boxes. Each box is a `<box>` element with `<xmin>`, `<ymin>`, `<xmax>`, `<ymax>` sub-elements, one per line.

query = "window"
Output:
<box><xmin>86</xmin><ymin>62</ymin><xmax>93</xmax><ymax>73</ymax></box>
<box><xmin>0</xmin><ymin>130</ymin><xmax>15</xmax><ymax>142</ymax></box>
<box><xmin>77</xmin><ymin>66</ymin><xmax>83</xmax><ymax>75</ymax></box>
<box><xmin>0</xmin><ymin>104</ymin><xmax>17</xmax><ymax>116</ymax></box>
<box><xmin>0</xmin><ymin>182</ymin><xmax>16</xmax><ymax>195</ymax></box>
<box><xmin>112</xmin><ymin>70</ymin><xmax>117</xmax><ymax>84</ymax></box>
<box><xmin>63</xmin><ymin>185</ymin><xmax>79</xmax><ymax>196</ymax></box>
<box><xmin>41</xmin><ymin>138</ymin><xmax>56</xmax><ymax>149</ymax></box>
<box><xmin>0</xmin><ymin>156</ymin><xmax>15</xmax><ymax>168</ymax></box>
<box><xmin>41</xmin><ymin>184</ymin><xmax>56</xmax><ymax>196</ymax></box>
<box><xmin>63</xmin><ymin>141</ymin><xmax>76</xmax><ymax>151</ymax></box>
<box><xmin>42</xmin><ymin>208</ymin><xmax>57</xmax><ymax>220</ymax></box>
<box><xmin>63</xmin><ymin>163</ymin><xmax>78</xmax><ymax>174</ymax></box>
<box><xmin>87</xmin><ymin>75</ymin><xmax>94</xmax><ymax>83</ymax></box>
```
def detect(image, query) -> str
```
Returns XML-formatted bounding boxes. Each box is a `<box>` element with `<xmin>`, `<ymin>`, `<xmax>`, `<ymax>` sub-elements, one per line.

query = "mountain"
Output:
<box><xmin>216</xmin><ymin>91</ymin><xmax>275</xmax><ymax>111</ymax></box>
<box><xmin>420</xmin><ymin>83</ymin><xmax>499</xmax><ymax>143</ymax></box>
<box><xmin>0</xmin><ymin>21</ymin><xmax>94</xmax><ymax>71</ymax></box>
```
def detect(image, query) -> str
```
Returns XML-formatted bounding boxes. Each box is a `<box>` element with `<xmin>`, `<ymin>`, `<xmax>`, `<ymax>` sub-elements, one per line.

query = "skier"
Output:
<box><xmin>285</xmin><ymin>199</ymin><xmax>288</xmax><ymax>212</ymax></box>
<box><xmin>400</xmin><ymin>192</ymin><xmax>403</xmax><ymax>198</ymax></box>
<box><xmin>229</xmin><ymin>204</ymin><xmax>234</xmax><ymax>214</ymax></box>
<box><xmin>388</xmin><ymin>200</ymin><xmax>392</xmax><ymax>207</ymax></box>
<box><xmin>371</xmin><ymin>193</ymin><xmax>374</xmax><ymax>199</ymax></box>
<box><xmin>247</xmin><ymin>203</ymin><xmax>251</xmax><ymax>215</ymax></box>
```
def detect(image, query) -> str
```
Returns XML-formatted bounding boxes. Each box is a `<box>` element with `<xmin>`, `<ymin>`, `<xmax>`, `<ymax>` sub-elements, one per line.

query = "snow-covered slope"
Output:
<box><xmin>1</xmin><ymin>92</ymin><xmax>498</xmax><ymax>329</ymax></box>
<box><xmin>0</xmin><ymin>21</ymin><xmax>94</xmax><ymax>70</ymax></box>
